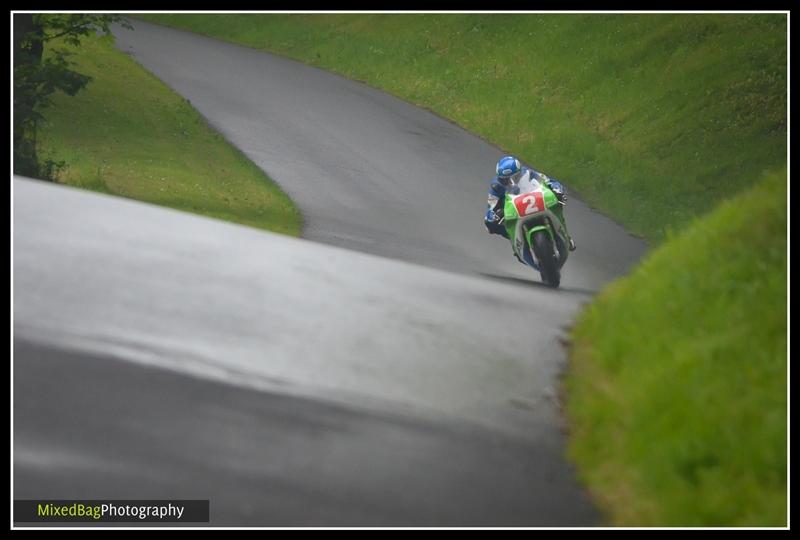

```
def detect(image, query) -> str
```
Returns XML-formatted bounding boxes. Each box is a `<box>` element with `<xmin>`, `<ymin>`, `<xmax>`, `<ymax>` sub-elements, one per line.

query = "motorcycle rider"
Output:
<box><xmin>484</xmin><ymin>155</ymin><xmax>576</xmax><ymax>251</ymax></box>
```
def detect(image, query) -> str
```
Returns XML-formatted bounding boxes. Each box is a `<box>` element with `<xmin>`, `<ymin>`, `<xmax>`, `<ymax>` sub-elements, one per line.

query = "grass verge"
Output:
<box><xmin>138</xmin><ymin>13</ymin><xmax>786</xmax><ymax>244</ymax></box>
<box><xmin>36</xmin><ymin>32</ymin><xmax>302</xmax><ymax>236</ymax></box>
<box><xmin>564</xmin><ymin>169</ymin><xmax>787</xmax><ymax>526</ymax></box>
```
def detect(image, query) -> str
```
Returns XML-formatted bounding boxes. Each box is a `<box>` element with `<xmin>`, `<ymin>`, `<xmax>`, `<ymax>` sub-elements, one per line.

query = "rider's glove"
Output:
<box><xmin>547</xmin><ymin>180</ymin><xmax>567</xmax><ymax>202</ymax></box>
<box><xmin>485</xmin><ymin>209</ymin><xmax>505</xmax><ymax>235</ymax></box>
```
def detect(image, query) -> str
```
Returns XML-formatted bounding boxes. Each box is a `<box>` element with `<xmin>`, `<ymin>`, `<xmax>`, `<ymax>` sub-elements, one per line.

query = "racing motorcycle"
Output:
<box><xmin>497</xmin><ymin>170</ymin><xmax>570</xmax><ymax>288</ymax></box>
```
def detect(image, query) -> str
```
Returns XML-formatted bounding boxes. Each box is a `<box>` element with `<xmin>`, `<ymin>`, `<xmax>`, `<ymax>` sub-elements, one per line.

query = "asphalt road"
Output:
<box><xmin>13</xmin><ymin>19</ymin><xmax>647</xmax><ymax>526</ymax></box>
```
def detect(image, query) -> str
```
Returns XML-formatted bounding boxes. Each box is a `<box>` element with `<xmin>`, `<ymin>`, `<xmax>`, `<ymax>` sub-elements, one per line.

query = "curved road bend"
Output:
<box><xmin>13</xmin><ymin>19</ymin><xmax>647</xmax><ymax>526</ymax></box>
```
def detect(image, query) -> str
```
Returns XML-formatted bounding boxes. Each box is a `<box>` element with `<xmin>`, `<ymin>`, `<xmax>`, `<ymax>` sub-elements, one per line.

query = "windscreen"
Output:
<box><xmin>514</xmin><ymin>169</ymin><xmax>542</xmax><ymax>194</ymax></box>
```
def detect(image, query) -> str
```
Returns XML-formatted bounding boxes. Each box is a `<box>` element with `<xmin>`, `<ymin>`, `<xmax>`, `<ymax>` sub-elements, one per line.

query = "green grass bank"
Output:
<box><xmin>139</xmin><ymin>13</ymin><xmax>786</xmax><ymax>243</ymax></box>
<box><xmin>37</xmin><ymin>32</ymin><xmax>302</xmax><ymax>236</ymax></box>
<box><xmin>565</xmin><ymin>169</ymin><xmax>787</xmax><ymax>526</ymax></box>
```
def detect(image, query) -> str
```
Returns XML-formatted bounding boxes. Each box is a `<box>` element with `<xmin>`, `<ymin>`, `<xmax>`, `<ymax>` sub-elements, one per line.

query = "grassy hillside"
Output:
<box><xmin>565</xmin><ymin>169</ymin><xmax>787</xmax><ymax>526</ymax></box>
<box><xmin>139</xmin><ymin>13</ymin><xmax>787</xmax><ymax>243</ymax></box>
<box><xmin>36</xmin><ymin>32</ymin><xmax>302</xmax><ymax>236</ymax></box>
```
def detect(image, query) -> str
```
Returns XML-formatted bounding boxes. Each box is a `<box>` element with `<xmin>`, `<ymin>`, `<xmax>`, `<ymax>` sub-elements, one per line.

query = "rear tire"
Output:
<box><xmin>531</xmin><ymin>230</ymin><xmax>561</xmax><ymax>288</ymax></box>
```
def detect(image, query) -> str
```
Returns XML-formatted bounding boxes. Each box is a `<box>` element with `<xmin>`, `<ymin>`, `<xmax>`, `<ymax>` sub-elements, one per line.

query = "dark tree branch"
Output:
<box><xmin>13</xmin><ymin>13</ymin><xmax>132</xmax><ymax>180</ymax></box>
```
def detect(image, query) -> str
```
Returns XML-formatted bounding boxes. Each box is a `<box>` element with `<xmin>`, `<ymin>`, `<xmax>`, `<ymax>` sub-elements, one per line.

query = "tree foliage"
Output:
<box><xmin>13</xmin><ymin>14</ymin><xmax>133</xmax><ymax>179</ymax></box>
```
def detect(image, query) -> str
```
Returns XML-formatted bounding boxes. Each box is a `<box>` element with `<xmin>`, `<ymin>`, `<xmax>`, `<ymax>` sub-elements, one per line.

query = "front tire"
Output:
<box><xmin>531</xmin><ymin>230</ymin><xmax>561</xmax><ymax>288</ymax></box>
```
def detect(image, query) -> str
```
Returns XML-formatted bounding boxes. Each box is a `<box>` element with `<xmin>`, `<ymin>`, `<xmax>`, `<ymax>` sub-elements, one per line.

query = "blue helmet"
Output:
<box><xmin>496</xmin><ymin>156</ymin><xmax>521</xmax><ymax>183</ymax></box>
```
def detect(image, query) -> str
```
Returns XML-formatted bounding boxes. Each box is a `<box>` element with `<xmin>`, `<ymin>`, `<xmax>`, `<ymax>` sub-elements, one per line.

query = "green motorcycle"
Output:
<box><xmin>500</xmin><ymin>170</ymin><xmax>570</xmax><ymax>288</ymax></box>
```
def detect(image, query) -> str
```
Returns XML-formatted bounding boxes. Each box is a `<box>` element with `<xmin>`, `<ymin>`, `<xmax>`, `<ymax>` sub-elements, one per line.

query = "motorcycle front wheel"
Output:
<box><xmin>531</xmin><ymin>230</ymin><xmax>561</xmax><ymax>288</ymax></box>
